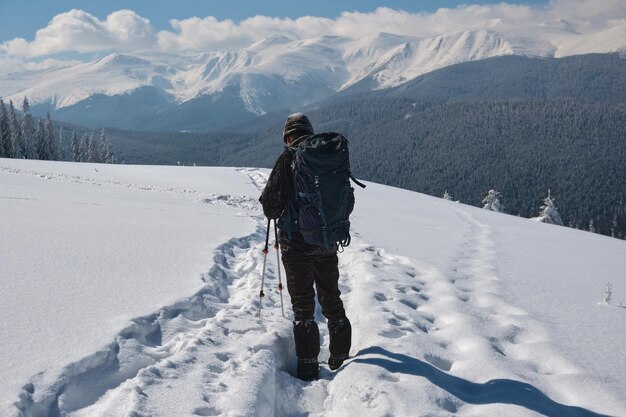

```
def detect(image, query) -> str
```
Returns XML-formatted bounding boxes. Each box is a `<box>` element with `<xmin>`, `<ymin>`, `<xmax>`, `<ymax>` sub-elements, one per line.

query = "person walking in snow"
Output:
<box><xmin>259</xmin><ymin>113</ymin><xmax>352</xmax><ymax>381</ymax></box>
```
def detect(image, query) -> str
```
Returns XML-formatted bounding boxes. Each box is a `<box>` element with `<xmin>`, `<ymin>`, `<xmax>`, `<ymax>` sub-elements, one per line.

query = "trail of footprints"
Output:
<box><xmin>347</xmin><ymin>244</ymin><xmax>454</xmax><ymax>371</ymax></box>
<box><xmin>11</xmin><ymin>166</ymin><xmax>593</xmax><ymax>416</ymax></box>
<box><xmin>13</xmin><ymin>169</ymin><xmax>295</xmax><ymax>417</ymax></box>
<box><xmin>344</xmin><ymin>208</ymin><xmax>583</xmax><ymax>405</ymax></box>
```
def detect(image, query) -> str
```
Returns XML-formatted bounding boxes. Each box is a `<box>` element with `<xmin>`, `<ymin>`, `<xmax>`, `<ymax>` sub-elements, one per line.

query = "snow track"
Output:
<box><xmin>6</xmin><ymin>165</ymin><xmax>622</xmax><ymax>417</ymax></box>
<box><xmin>316</xmin><ymin>207</ymin><xmax>616</xmax><ymax>416</ymax></box>
<box><xmin>11</xmin><ymin>168</ymin><xmax>293</xmax><ymax>417</ymax></box>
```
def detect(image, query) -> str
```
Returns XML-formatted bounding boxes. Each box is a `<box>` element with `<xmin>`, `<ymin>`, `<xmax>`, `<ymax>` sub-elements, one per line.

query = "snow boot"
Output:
<box><xmin>297</xmin><ymin>358</ymin><xmax>319</xmax><ymax>381</ymax></box>
<box><xmin>328</xmin><ymin>317</ymin><xmax>351</xmax><ymax>370</ymax></box>
<box><xmin>328</xmin><ymin>353</ymin><xmax>349</xmax><ymax>371</ymax></box>
<box><xmin>293</xmin><ymin>319</ymin><xmax>320</xmax><ymax>380</ymax></box>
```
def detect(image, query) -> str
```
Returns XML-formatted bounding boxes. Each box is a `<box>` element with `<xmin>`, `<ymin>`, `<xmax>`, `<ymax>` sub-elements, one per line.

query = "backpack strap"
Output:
<box><xmin>350</xmin><ymin>174</ymin><xmax>366</xmax><ymax>189</ymax></box>
<box><xmin>277</xmin><ymin>146</ymin><xmax>299</xmax><ymax>239</ymax></box>
<box><xmin>313</xmin><ymin>175</ymin><xmax>330</xmax><ymax>248</ymax></box>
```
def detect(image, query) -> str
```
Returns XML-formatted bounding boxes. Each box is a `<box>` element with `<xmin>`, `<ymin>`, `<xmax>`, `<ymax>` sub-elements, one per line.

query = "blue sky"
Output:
<box><xmin>0</xmin><ymin>0</ymin><xmax>550</xmax><ymax>43</ymax></box>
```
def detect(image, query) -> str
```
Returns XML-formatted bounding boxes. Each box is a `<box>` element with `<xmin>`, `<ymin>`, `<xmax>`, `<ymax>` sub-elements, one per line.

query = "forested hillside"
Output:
<box><xmin>385</xmin><ymin>53</ymin><xmax>626</xmax><ymax>103</ymax></box>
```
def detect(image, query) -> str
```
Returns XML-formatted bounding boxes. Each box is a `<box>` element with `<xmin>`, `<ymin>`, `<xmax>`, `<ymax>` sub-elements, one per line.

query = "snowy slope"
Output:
<box><xmin>340</xmin><ymin>29</ymin><xmax>555</xmax><ymax>90</ymax></box>
<box><xmin>556</xmin><ymin>20</ymin><xmax>626</xmax><ymax>57</ymax></box>
<box><xmin>1</xmin><ymin>158</ymin><xmax>625</xmax><ymax>417</ymax></box>
<box><xmin>0</xmin><ymin>54</ymin><xmax>176</xmax><ymax>109</ymax></box>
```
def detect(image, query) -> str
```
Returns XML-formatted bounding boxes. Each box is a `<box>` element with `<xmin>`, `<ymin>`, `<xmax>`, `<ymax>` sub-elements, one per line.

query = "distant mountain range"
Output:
<box><xmin>1</xmin><ymin>21</ymin><xmax>625</xmax><ymax>131</ymax></box>
<box><xmin>93</xmin><ymin>53</ymin><xmax>626</xmax><ymax>239</ymax></box>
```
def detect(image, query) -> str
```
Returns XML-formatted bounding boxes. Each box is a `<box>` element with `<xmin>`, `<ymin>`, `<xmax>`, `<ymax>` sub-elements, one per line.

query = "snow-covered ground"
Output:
<box><xmin>1</xmin><ymin>158</ymin><xmax>624</xmax><ymax>417</ymax></box>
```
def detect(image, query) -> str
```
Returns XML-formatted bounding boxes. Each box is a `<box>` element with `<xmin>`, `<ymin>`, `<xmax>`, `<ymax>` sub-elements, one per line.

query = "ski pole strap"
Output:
<box><xmin>350</xmin><ymin>174</ymin><xmax>366</xmax><ymax>189</ymax></box>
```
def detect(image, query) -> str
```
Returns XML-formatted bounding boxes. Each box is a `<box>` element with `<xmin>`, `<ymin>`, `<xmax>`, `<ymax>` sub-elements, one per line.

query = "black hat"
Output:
<box><xmin>283</xmin><ymin>113</ymin><xmax>314</xmax><ymax>143</ymax></box>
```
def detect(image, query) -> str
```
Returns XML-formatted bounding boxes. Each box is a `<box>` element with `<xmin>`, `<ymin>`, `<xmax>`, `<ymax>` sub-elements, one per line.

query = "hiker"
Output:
<box><xmin>259</xmin><ymin>113</ymin><xmax>353</xmax><ymax>381</ymax></box>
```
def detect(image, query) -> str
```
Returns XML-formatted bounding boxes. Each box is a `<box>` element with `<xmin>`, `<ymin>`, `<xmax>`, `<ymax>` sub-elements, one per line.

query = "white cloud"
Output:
<box><xmin>549</xmin><ymin>0</ymin><xmax>626</xmax><ymax>28</ymax></box>
<box><xmin>1</xmin><ymin>9</ymin><xmax>155</xmax><ymax>57</ymax></box>
<box><xmin>1</xmin><ymin>1</ymin><xmax>625</xmax><ymax>60</ymax></box>
<box><xmin>157</xmin><ymin>16</ymin><xmax>253</xmax><ymax>52</ymax></box>
<box><xmin>0</xmin><ymin>56</ymin><xmax>81</xmax><ymax>75</ymax></box>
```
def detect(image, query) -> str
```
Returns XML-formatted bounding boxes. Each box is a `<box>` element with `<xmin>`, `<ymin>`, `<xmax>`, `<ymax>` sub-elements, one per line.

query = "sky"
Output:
<box><xmin>0</xmin><ymin>0</ymin><xmax>624</xmax><ymax>73</ymax></box>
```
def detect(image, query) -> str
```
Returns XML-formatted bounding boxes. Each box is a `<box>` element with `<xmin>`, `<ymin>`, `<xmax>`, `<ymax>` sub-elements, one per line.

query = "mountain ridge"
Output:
<box><xmin>1</xmin><ymin>24</ymin><xmax>625</xmax><ymax>131</ymax></box>
<box><xmin>88</xmin><ymin>53</ymin><xmax>626</xmax><ymax>239</ymax></box>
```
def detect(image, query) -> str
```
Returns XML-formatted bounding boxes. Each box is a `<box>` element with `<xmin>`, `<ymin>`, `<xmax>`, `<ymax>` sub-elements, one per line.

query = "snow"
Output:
<box><xmin>556</xmin><ymin>20</ymin><xmax>626</xmax><ymax>57</ymax></box>
<box><xmin>341</xmin><ymin>29</ymin><xmax>556</xmax><ymax>90</ymax></box>
<box><xmin>0</xmin><ymin>159</ymin><xmax>257</xmax><ymax>415</ymax></box>
<box><xmin>2</xmin><ymin>23</ymin><xmax>625</xmax><ymax>115</ymax></box>
<box><xmin>0</xmin><ymin>54</ymin><xmax>174</xmax><ymax>109</ymax></box>
<box><xmin>1</xmin><ymin>158</ymin><xmax>625</xmax><ymax>417</ymax></box>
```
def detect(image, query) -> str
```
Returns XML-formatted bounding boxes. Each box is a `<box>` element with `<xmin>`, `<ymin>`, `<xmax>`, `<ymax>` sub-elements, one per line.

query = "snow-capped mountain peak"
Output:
<box><xmin>0</xmin><ymin>23</ymin><xmax>623</xmax><ymax>129</ymax></box>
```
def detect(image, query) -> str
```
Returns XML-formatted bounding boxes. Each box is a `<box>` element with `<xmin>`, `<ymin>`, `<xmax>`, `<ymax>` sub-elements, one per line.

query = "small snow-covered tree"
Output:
<box><xmin>588</xmin><ymin>219</ymin><xmax>596</xmax><ymax>233</ymax></box>
<box><xmin>0</xmin><ymin>99</ymin><xmax>8</xmax><ymax>158</ymax></box>
<box><xmin>58</xmin><ymin>128</ymin><xmax>66</xmax><ymax>161</ymax></box>
<box><xmin>79</xmin><ymin>135</ymin><xmax>88</xmax><ymax>162</ymax></box>
<box><xmin>610</xmin><ymin>214</ymin><xmax>618</xmax><ymax>238</ymax></box>
<box><xmin>85</xmin><ymin>133</ymin><xmax>96</xmax><ymax>162</ymax></box>
<box><xmin>98</xmin><ymin>129</ymin><xmax>114</xmax><ymax>164</ymax></box>
<box><xmin>8</xmin><ymin>101</ymin><xmax>23</xmax><ymax>158</ymax></box>
<box><xmin>44</xmin><ymin>112</ymin><xmax>56</xmax><ymax>160</ymax></box>
<box><xmin>483</xmin><ymin>189</ymin><xmax>504</xmax><ymax>212</ymax></box>
<box><xmin>34</xmin><ymin>118</ymin><xmax>47</xmax><ymax>160</ymax></box>
<box><xmin>71</xmin><ymin>130</ymin><xmax>80</xmax><ymax>162</ymax></box>
<box><xmin>21</xmin><ymin>97</ymin><xmax>37</xmax><ymax>159</ymax></box>
<box><xmin>535</xmin><ymin>189</ymin><xmax>564</xmax><ymax>225</ymax></box>
<box><xmin>604</xmin><ymin>283</ymin><xmax>612</xmax><ymax>304</ymax></box>
<box><xmin>443</xmin><ymin>190</ymin><xmax>453</xmax><ymax>201</ymax></box>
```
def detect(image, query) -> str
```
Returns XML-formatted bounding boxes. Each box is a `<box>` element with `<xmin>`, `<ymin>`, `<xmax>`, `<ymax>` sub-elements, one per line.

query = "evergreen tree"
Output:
<box><xmin>79</xmin><ymin>135</ymin><xmax>88</xmax><ymax>162</ymax></box>
<box><xmin>58</xmin><ymin>128</ymin><xmax>66</xmax><ymax>161</ymax></box>
<box><xmin>34</xmin><ymin>118</ymin><xmax>47</xmax><ymax>160</ymax></box>
<box><xmin>71</xmin><ymin>130</ymin><xmax>80</xmax><ymax>162</ymax></box>
<box><xmin>8</xmin><ymin>101</ymin><xmax>23</xmax><ymax>159</ymax></box>
<box><xmin>98</xmin><ymin>129</ymin><xmax>106</xmax><ymax>163</ymax></box>
<box><xmin>611</xmin><ymin>215</ymin><xmax>618</xmax><ymax>238</ymax></box>
<box><xmin>589</xmin><ymin>219</ymin><xmax>596</xmax><ymax>233</ymax></box>
<box><xmin>21</xmin><ymin>98</ymin><xmax>37</xmax><ymax>159</ymax></box>
<box><xmin>483</xmin><ymin>189</ymin><xmax>504</xmax><ymax>212</ymax></box>
<box><xmin>536</xmin><ymin>189</ymin><xmax>564</xmax><ymax>226</ymax></box>
<box><xmin>0</xmin><ymin>99</ymin><xmax>8</xmax><ymax>158</ymax></box>
<box><xmin>85</xmin><ymin>133</ymin><xmax>96</xmax><ymax>162</ymax></box>
<box><xmin>45</xmin><ymin>112</ymin><xmax>57</xmax><ymax>160</ymax></box>
<box><xmin>98</xmin><ymin>129</ymin><xmax>114</xmax><ymax>163</ymax></box>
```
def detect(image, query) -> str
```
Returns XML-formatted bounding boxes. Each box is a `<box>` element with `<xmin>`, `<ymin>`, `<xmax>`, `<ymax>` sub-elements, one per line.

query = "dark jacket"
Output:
<box><xmin>259</xmin><ymin>136</ymin><xmax>336</xmax><ymax>255</ymax></box>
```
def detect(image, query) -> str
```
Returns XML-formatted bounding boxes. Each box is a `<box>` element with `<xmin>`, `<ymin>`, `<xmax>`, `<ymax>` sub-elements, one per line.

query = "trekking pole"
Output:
<box><xmin>274</xmin><ymin>220</ymin><xmax>285</xmax><ymax>318</ymax></box>
<box><xmin>257</xmin><ymin>218</ymin><xmax>271</xmax><ymax>318</ymax></box>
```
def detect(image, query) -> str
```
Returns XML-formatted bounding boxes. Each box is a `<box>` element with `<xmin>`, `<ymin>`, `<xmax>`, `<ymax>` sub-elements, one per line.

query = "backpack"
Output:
<box><xmin>280</xmin><ymin>132</ymin><xmax>366</xmax><ymax>248</ymax></box>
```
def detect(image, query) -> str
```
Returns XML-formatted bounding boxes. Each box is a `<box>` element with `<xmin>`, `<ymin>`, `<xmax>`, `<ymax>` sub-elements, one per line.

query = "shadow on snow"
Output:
<box><xmin>352</xmin><ymin>346</ymin><xmax>611</xmax><ymax>417</ymax></box>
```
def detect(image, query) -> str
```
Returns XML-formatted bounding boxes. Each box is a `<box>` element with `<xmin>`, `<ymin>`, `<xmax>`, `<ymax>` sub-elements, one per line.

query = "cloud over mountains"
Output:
<box><xmin>1</xmin><ymin>0</ymin><xmax>625</xmax><ymax>67</ymax></box>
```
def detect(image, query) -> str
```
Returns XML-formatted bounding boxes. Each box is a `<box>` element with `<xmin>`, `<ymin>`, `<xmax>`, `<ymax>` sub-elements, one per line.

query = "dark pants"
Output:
<box><xmin>282</xmin><ymin>252</ymin><xmax>351</xmax><ymax>361</ymax></box>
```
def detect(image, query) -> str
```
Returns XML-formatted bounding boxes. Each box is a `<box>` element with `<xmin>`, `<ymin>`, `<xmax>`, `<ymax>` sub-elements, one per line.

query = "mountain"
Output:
<box><xmin>96</xmin><ymin>54</ymin><xmax>626</xmax><ymax>239</ymax></box>
<box><xmin>1</xmin><ymin>158</ymin><xmax>625</xmax><ymax>416</ymax></box>
<box><xmin>387</xmin><ymin>53</ymin><xmax>626</xmax><ymax>102</ymax></box>
<box><xmin>339</xmin><ymin>29</ymin><xmax>555</xmax><ymax>94</ymax></box>
<box><xmin>1</xmin><ymin>22</ymin><xmax>625</xmax><ymax>131</ymax></box>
